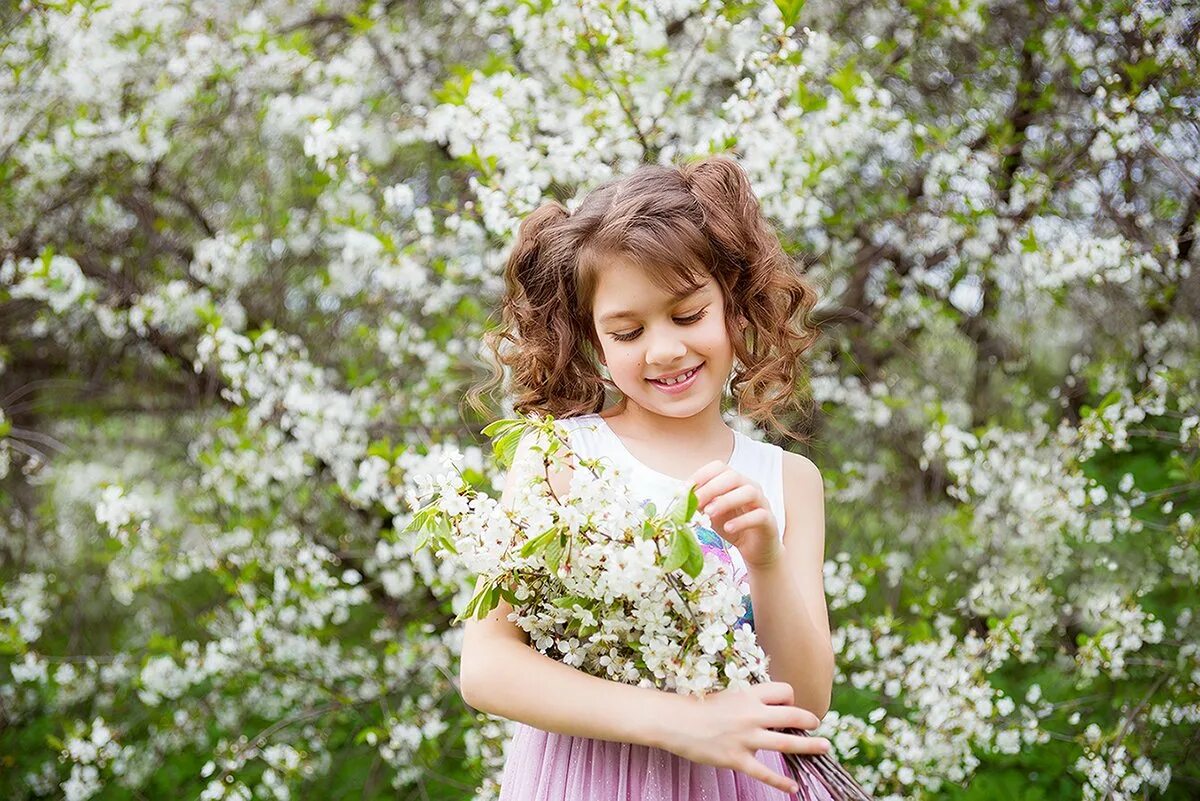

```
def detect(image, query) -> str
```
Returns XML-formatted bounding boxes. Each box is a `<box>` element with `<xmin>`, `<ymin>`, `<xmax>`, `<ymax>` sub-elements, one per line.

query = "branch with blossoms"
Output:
<box><xmin>409</xmin><ymin>414</ymin><xmax>872</xmax><ymax>800</ymax></box>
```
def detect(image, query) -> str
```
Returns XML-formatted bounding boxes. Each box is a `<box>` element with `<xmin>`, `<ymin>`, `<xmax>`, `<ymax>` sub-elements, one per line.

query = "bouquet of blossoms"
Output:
<box><xmin>409</xmin><ymin>415</ymin><xmax>870</xmax><ymax>800</ymax></box>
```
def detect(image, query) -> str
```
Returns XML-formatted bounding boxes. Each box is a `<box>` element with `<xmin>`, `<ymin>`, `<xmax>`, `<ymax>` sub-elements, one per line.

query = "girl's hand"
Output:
<box><xmin>689</xmin><ymin>460</ymin><xmax>783</xmax><ymax>569</ymax></box>
<box><xmin>660</xmin><ymin>681</ymin><xmax>830</xmax><ymax>794</ymax></box>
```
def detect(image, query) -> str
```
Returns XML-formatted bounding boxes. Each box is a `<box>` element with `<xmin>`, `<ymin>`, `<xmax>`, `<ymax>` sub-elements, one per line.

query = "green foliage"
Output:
<box><xmin>774</xmin><ymin>0</ymin><xmax>807</xmax><ymax>28</ymax></box>
<box><xmin>662</xmin><ymin>522</ymin><xmax>703</xmax><ymax>578</ymax></box>
<box><xmin>481</xmin><ymin>417</ymin><xmax>530</xmax><ymax>468</ymax></box>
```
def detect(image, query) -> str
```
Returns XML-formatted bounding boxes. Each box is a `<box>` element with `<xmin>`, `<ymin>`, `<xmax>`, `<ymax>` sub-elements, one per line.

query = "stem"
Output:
<box><xmin>774</xmin><ymin>724</ymin><xmax>874</xmax><ymax>800</ymax></box>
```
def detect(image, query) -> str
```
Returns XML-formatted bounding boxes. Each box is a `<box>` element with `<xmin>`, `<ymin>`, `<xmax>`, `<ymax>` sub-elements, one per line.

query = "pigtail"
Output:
<box><xmin>468</xmin><ymin>201</ymin><xmax>609</xmax><ymax>422</ymax></box>
<box><xmin>682</xmin><ymin>156</ymin><xmax>821</xmax><ymax>440</ymax></box>
<box><xmin>506</xmin><ymin>202</ymin><xmax>571</xmax><ymax>315</ymax></box>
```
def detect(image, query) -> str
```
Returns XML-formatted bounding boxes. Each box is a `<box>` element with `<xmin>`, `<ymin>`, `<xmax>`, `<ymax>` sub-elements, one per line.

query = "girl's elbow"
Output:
<box><xmin>804</xmin><ymin>663</ymin><xmax>835</xmax><ymax>722</ymax></box>
<box><xmin>459</xmin><ymin>665</ymin><xmax>490</xmax><ymax>712</ymax></box>
<box><xmin>813</xmin><ymin>695</ymin><xmax>832</xmax><ymax>723</ymax></box>
<box><xmin>458</xmin><ymin>649</ymin><xmax>490</xmax><ymax>712</ymax></box>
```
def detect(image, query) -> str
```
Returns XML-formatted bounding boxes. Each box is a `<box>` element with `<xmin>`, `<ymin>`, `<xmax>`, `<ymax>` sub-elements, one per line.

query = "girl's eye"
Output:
<box><xmin>609</xmin><ymin>308</ymin><xmax>708</xmax><ymax>342</ymax></box>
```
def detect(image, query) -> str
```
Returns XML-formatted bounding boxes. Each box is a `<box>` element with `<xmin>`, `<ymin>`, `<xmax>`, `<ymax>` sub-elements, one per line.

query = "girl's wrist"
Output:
<box><xmin>744</xmin><ymin>541</ymin><xmax>787</xmax><ymax>571</ymax></box>
<box><xmin>642</xmin><ymin>689</ymin><xmax>699</xmax><ymax>751</ymax></box>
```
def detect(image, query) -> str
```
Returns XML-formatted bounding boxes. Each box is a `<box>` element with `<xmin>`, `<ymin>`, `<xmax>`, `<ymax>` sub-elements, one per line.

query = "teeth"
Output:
<box><xmin>655</xmin><ymin>366</ymin><xmax>698</xmax><ymax>386</ymax></box>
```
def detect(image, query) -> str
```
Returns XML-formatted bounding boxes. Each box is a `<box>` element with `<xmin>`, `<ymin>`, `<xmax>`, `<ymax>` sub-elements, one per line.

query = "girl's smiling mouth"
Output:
<box><xmin>647</xmin><ymin>362</ymin><xmax>704</xmax><ymax>393</ymax></box>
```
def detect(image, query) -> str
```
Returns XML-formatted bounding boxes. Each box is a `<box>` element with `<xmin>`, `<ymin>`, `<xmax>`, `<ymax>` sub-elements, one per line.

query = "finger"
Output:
<box><xmin>702</xmin><ymin>483</ymin><xmax>760</xmax><ymax>519</ymax></box>
<box><xmin>687</xmin><ymin>459</ymin><xmax>727</xmax><ymax>492</ymax></box>
<box><xmin>693</xmin><ymin>469</ymin><xmax>744</xmax><ymax>509</ymax></box>
<box><xmin>724</xmin><ymin>507</ymin><xmax>771</xmax><ymax>535</ymax></box>
<box><xmin>691</xmin><ymin>463</ymin><xmax>735</xmax><ymax>499</ymax></box>
<box><xmin>763</xmin><ymin>704</ymin><xmax>821</xmax><ymax>731</ymax></box>
<box><xmin>755</xmin><ymin>681</ymin><xmax>795</xmax><ymax>707</ymax></box>
<box><xmin>739</xmin><ymin>757</ymin><xmax>800</xmax><ymax>796</ymax></box>
<box><xmin>755</xmin><ymin>730</ymin><xmax>832</xmax><ymax>756</ymax></box>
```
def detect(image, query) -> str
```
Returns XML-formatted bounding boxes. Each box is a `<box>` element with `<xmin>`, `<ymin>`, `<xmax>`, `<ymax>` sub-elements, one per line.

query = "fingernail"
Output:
<box><xmin>789</xmin><ymin>782</ymin><xmax>800</xmax><ymax>793</ymax></box>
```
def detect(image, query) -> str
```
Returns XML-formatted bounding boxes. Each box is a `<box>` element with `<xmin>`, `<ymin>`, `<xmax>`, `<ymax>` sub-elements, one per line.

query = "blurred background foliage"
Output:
<box><xmin>1</xmin><ymin>0</ymin><xmax>1198</xmax><ymax>798</ymax></box>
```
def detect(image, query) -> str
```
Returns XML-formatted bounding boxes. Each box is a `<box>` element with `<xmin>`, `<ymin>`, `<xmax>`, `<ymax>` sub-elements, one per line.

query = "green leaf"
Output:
<box><xmin>434</xmin><ymin>525</ymin><xmax>458</xmax><ymax>555</ymax></box>
<box><xmin>792</xmin><ymin>81</ymin><xmax>828</xmax><ymax>113</ymax></box>
<box><xmin>829</xmin><ymin>59</ymin><xmax>863</xmax><ymax>102</ymax></box>
<box><xmin>663</xmin><ymin>503</ymin><xmax>705</xmax><ymax>578</ymax></box>
<box><xmin>774</xmin><ymin>0</ymin><xmax>807</xmax><ymax>27</ymax></box>
<box><xmin>1020</xmin><ymin>226</ymin><xmax>1039</xmax><ymax>253</ymax></box>
<box><xmin>453</xmin><ymin>590</ymin><xmax>482</xmax><ymax>624</ymax></box>
<box><xmin>545</xmin><ymin>532</ymin><xmax>565</xmax><ymax>574</ymax></box>
<box><xmin>354</xmin><ymin>727</ymin><xmax>385</xmax><ymax>746</ymax></box>
<box><xmin>1095</xmin><ymin>390</ymin><xmax>1121</xmax><ymax>413</ymax></box>
<box><xmin>663</xmin><ymin>525</ymin><xmax>690</xmax><ymax>573</ymax></box>
<box><xmin>671</xmin><ymin>488</ymin><xmax>699</xmax><ymax>526</ymax></box>
<box><xmin>681</xmin><ymin>529</ymin><xmax>704</xmax><ymax>579</ymax></box>
<box><xmin>519</xmin><ymin>527</ymin><xmax>558</xmax><ymax>557</ymax></box>
<box><xmin>409</xmin><ymin>509</ymin><xmax>452</xmax><ymax>555</ymax></box>
<box><xmin>1121</xmin><ymin>56</ymin><xmax>1161</xmax><ymax>94</ymax></box>
<box><xmin>494</xmin><ymin>428</ymin><xmax>525</xmax><ymax>468</ymax></box>
<box><xmin>481</xmin><ymin>418</ymin><xmax>521</xmax><ymax>438</ymax></box>
<box><xmin>454</xmin><ymin>580</ymin><xmax>501</xmax><ymax>623</ymax></box>
<box><xmin>551</xmin><ymin>595</ymin><xmax>592</xmax><ymax>609</ymax></box>
<box><xmin>403</xmin><ymin>504</ymin><xmax>440</xmax><ymax>534</ymax></box>
<box><xmin>432</xmin><ymin>67</ymin><xmax>475</xmax><ymax>105</ymax></box>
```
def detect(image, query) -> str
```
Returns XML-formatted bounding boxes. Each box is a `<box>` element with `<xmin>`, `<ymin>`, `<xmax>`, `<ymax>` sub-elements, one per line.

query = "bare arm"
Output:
<box><xmin>458</xmin><ymin>429</ymin><xmax>682</xmax><ymax>748</ymax></box>
<box><xmin>461</xmin><ymin>632</ymin><xmax>684</xmax><ymax>748</ymax></box>
<box><xmin>746</xmin><ymin>452</ymin><xmax>835</xmax><ymax>720</ymax></box>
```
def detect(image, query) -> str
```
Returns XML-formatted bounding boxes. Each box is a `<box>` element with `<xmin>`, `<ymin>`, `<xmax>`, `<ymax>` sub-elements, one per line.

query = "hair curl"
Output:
<box><xmin>468</xmin><ymin>155</ymin><xmax>821</xmax><ymax>441</ymax></box>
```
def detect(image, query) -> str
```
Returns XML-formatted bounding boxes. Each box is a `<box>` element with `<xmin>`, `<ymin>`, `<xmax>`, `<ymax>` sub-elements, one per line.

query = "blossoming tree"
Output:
<box><xmin>1</xmin><ymin>0</ymin><xmax>1196</xmax><ymax>799</ymax></box>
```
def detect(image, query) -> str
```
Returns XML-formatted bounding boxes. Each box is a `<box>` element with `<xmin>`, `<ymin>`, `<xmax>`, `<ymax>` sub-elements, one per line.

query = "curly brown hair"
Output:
<box><xmin>468</xmin><ymin>155</ymin><xmax>821</xmax><ymax>441</ymax></box>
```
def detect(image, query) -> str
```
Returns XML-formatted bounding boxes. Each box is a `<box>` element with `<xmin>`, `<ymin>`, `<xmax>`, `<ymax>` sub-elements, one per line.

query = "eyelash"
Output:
<box><xmin>610</xmin><ymin>308</ymin><xmax>708</xmax><ymax>342</ymax></box>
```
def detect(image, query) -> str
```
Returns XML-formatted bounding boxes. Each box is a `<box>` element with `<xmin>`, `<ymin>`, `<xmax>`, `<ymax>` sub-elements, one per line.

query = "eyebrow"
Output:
<box><xmin>597</xmin><ymin>285</ymin><xmax>707</xmax><ymax>324</ymax></box>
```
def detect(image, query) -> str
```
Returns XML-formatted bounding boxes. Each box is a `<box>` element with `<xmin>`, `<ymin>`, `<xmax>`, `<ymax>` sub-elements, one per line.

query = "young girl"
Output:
<box><xmin>463</xmin><ymin>156</ymin><xmax>835</xmax><ymax>800</ymax></box>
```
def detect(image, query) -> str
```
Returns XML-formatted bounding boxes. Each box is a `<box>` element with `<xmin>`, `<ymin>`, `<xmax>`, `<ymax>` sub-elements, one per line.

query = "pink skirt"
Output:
<box><xmin>498</xmin><ymin>721</ymin><xmax>836</xmax><ymax>801</ymax></box>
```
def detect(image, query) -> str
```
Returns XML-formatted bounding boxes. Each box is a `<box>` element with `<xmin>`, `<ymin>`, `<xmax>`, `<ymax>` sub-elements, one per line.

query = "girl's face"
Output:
<box><xmin>590</xmin><ymin>256</ymin><xmax>735</xmax><ymax>418</ymax></box>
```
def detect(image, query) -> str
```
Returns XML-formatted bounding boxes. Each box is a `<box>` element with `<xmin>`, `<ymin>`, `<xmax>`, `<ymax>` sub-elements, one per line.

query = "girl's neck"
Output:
<box><xmin>600</xmin><ymin>396</ymin><xmax>731</xmax><ymax>445</ymax></box>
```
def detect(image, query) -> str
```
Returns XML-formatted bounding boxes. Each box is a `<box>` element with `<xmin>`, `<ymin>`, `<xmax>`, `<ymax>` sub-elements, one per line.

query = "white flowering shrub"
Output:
<box><xmin>1</xmin><ymin>0</ymin><xmax>1197</xmax><ymax>799</ymax></box>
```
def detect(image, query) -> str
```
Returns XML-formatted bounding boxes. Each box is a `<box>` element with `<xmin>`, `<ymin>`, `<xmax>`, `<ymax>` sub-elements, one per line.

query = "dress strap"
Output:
<box><xmin>733</xmin><ymin>433</ymin><xmax>787</xmax><ymax>536</ymax></box>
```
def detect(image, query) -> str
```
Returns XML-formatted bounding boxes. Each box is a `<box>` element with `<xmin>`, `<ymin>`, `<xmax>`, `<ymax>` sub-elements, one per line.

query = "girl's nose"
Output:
<box><xmin>645</xmin><ymin>330</ymin><xmax>688</xmax><ymax>365</ymax></box>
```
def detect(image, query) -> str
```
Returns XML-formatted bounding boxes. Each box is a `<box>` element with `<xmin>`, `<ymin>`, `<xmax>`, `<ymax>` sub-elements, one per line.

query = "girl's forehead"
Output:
<box><xmin>592</xmin><ymin>267</ymin><xmax>713</xmax><ymax>321</ymax></box>
<box><xmin>595</xmin><ymin>253</ymin><xmax>710</xmax><ymax>292</ymax></box>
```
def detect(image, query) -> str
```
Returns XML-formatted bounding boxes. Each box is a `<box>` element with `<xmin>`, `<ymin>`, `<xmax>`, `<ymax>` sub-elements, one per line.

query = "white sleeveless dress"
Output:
<box><xmin>555</xmin><ymin>413</ymin><xmax>787</xmax><ymax>632</ymax></box>
<box><xmin>495</xmin><ymin>414</ymin><xmax>831</xmax><ymax>801</ymax></box>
